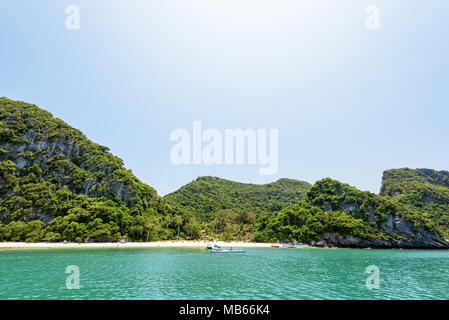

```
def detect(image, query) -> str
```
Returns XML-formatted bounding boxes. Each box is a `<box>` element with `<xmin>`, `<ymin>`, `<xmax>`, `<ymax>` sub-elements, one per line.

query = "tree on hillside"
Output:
<box><xmin>173</xmin><ymin>215</ymin><xmax>183</xmax><ymax>240</ymax></box>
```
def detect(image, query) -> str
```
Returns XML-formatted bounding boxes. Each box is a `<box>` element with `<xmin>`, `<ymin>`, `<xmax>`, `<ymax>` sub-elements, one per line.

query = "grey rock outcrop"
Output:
<box><xmin>0</xmin><ymin>130</ymin><xmax>139</xmax><ymax>207</ymax></box>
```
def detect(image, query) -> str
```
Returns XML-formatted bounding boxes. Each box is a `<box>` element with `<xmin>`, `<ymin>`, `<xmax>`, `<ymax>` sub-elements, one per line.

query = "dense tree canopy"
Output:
<box><xmin>254</xmin><ymin>178</ymin><xmax>439</xmax><ymax>244</ymax></box>
<box><xmin>164</xmin><ymin>176</ymin><xmax>311</xmax><ymax>222</ymax></box>
<box><xmin>380</xmin><ymin>168</ymin><xmax>449</xmax><ymax>239</ymax></box>
<box><xmin>164</xmin><ymin>176</ymin><xmax>312</xmax><ymax>241</ymax></box>
<box><xmin>0</xmin><ymin>98</ymin><xmax>447</xmax><ymax>246</ymax></box>
<box><xmin>0</xmin><ymin>97</ymin><xmax>198</xmax><ymax>242</ymax></box>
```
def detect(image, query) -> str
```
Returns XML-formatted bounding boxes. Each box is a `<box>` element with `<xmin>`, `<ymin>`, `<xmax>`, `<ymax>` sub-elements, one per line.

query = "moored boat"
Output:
<box><xmin>281</xmin><ymin>242</ymin><xmax>296</xmax><ymax>248</ymax></box>
<box><xmin>279</xmin><ymin>242</ymin><xmax>309</xmax><ymax>248</ymax></box>
<box><xmin>211</xmin><ymin>247</ymin><xmax>245</xmax><ymax>254</ymax></box>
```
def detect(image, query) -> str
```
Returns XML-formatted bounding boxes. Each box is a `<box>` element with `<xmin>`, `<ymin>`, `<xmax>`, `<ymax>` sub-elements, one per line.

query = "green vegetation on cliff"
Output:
<box><xmin>0</xmin><ymin>98</ymin><xmax>447</xmax><ymax>247</ymax></box>
<box><xmin>254</xmin><ymin>178</ymin><xmax>440</xmax><ymax>246</ymax></box>
<box><xmin>380</xmin><ymin>168</ymin><xmax>449</xmax><ymax>239</ymax></box>
<box><xmin>0</xmin><ymin>98</ymin><xmax>198</xmax><ymax>242</ymax></box>
<box><xmin>164</xmin><ymin>176</ymin><xmax>311</xmax><ymax>240</ymax></box>
<box><xmin>0</xmin><ymin>96</ymin><xmax>309</xmax><ymax>243</ymax></box>
<box><xmin>164</xmin><ymin>176</ymin><xmax>311</xmax><ymax>221</ymax></box>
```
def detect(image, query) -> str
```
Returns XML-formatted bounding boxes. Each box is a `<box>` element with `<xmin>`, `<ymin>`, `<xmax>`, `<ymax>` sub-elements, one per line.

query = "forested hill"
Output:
<box><xmin>0</xmin><ymin>97</ymin><xmax>193</xmax><ymax>242</ymax></box>
<box><xmin>255</xmin><ymin>178</ymin><xmax>447</xmax><ymax>248</ymax></box>
<box><xmin>1</xmin><ymin>97</ymin><xmax>448</xmax><ymax>247</ymax></box>
<box><xmin>380</xmin><ymin>168</ymin><xmax>449</xmax><ymax>239</ymax></box>
<box><xmin>164</xmin><ymin>176</ymin><xmax>312</xmax><ymax>222</ymax></box>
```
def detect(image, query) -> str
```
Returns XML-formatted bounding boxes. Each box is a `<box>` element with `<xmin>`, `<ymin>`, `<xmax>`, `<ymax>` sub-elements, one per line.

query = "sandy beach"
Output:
<box><xmin>0</xmin><ymin>241</ymin><xmax>279</xmax><ymax>249</ymax></box>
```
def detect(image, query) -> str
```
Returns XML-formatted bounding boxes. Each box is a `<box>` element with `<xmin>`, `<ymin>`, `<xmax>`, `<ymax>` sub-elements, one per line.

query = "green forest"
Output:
<box><xmin>163</xmin><ymin>176</ymin><xmax>311</xmax><ymax>240</ymax></box>
<box><xmin>253</xmin><ymin>178</ymin><xmax>438</xmax><ymax>243</ymax></box>
<box><xmin>380</xmin><ymin>168</ymin><xmax>449</xmax><ymax>239</ymax></box>
<box><xmin>0</xmin><ymin>98</ymin><xmax>197</xmax><ymax>242</ymax></box>
<box><xmin>1</xmin><ymin>97</ymin><xmax>448</xmax><ymax>247</ymax></box>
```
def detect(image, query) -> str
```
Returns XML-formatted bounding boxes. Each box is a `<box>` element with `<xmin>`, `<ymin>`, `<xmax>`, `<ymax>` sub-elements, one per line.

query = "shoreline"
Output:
<box><xmin>0</xmin><ymin>241</ymin><xmax>280</xmax><ymax>249</ymax></box>
<box><xmin>1</xmin><ymin>241</ymin><xmax>447</xmax><ymax>250</ymax></box>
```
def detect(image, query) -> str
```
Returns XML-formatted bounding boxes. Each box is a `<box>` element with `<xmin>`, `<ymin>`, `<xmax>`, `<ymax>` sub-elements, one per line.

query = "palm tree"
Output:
<box><xmin>146</xmin><ymin>223</ymin><xmax>153</xmax><ymax>242</ymax></box>
<box><xmin>173</xmin><ymin>215</ymin><xmax>183</xmax><ymax>240</ymax></box>
<box><xmin>153</xmin><ymin>219</ymin><xmax>161</xmax><ymax>241</ymax></box>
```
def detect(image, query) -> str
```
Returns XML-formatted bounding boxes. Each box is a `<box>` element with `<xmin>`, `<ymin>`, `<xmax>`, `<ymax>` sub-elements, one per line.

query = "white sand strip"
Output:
<box><xmin>0</xmin><ymin>241</ymin><xmax>280</xmax><ymax>249</ymax></box>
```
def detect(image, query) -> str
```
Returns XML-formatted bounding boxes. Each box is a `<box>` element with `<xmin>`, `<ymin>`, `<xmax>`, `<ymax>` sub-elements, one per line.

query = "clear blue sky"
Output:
<box><xmin>1</xmin><ymin>0</ymin><xmax>448</xmax><ymax>195</ymax></box>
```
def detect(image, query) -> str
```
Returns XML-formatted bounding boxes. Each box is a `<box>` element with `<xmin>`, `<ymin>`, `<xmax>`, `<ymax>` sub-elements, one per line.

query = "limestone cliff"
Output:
<box><xmin>255</xmin><ymin>178</ymin><xmax>448</xmax><ymax>248</ymax></box>
<box><xmin>380</xmin><ymin>168</ymin><xmax>449</xmax><ymax>239</ymax></box>
<box><xmin>0</xmin><ymin>98</ymin><xmax>182</xmax><ymax>242</ymax></box>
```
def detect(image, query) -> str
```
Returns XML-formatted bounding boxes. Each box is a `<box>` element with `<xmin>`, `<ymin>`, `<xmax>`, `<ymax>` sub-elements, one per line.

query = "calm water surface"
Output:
<box><xmin>1</xmin><ymin>247</ymin><xmax>448</xmax><ymax>299</ymax></box>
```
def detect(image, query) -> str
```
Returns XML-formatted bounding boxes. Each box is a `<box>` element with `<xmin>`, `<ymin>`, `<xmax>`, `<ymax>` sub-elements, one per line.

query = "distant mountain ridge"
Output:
<box><xmin>164</xmin><ymin>176</ymin><xmax>312</xmax><ymax>221</ymax></box>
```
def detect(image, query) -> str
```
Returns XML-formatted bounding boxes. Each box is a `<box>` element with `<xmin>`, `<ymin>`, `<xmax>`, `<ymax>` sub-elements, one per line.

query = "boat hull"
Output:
<box><xmin>211</xmin><ymin>249</ymin><xmax>245</xmax><ymax>254</ymax></box>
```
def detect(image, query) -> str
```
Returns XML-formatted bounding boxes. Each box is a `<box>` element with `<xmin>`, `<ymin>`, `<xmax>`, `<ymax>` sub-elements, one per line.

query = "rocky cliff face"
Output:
<box><xmin>2</xmin><ymin>132</ymin><xmax>139</xmax><ymax>205</ymax></box>
<box><xmin>0</xmin><ymin>98</ymin><xmax>156</xmax><ymax>210</ymax></box>
<box><xmin>380</xmin><ymin>168</ymin><xmax>449</xmax><ymax>240</ymax></box>
<box><xmin>2</xmin><ymin>98</ymin><xmax>449</xmax><ymax>246</ymax></box>
<box><xmin>0</xmin><ymin>98</ymin><xmax>189</xmax><ymax>242</ymax></box>
<box><xmin>381</xmin><ymin>168</ymin><xmax>449</xmax><ymax>197</ymax></box>
<box><xmin>256</xmin><ymin>178</ymin><xmax>449</xmax><ymax>249</ymax></box>
<box><xmin>313</xmin><ymin>200</ymin><xmax>447</xmax><ymax>248</ymax></box>
<box><xmin>0</xmin><ymin>98</ymin><xmax>170</xmax><ymax>237</ymax></box>
<box><xmin>310</xmin><ymin>215</ymin><xmax>447</xmax><ymax>249</ymax></box>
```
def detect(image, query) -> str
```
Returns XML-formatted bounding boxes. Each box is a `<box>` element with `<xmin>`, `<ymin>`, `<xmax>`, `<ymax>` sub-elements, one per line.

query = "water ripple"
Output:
<box><xmin>1</xmin><ymin>247</ymin><xmax>449</xmax><ymax>299</ymax></box>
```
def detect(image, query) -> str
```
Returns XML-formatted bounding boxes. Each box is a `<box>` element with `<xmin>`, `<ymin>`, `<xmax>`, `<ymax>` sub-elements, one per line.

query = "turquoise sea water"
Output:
<box><xmin>1</xmin><ymin>247</ymin><xmax>449</xmax><ymax>300</ymax></box>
